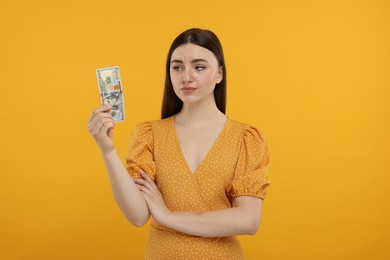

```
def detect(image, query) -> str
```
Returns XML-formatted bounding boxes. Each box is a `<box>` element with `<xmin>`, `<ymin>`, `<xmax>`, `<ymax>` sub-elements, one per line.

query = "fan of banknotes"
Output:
<box><xmin>96</xmin><ymin>66</ymin><xmax>125</xmax><ymax>122</ymax></box>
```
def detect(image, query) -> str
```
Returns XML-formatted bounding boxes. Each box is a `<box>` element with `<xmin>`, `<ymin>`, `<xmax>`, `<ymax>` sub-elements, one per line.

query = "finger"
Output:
<box><xmin>133</xmin><ymin>176</ymin><xmax>151</xmax><ymax>186</ymax></box>
<box><xmin>140</xmin><ymin>171</ymin><xmax>158</xmax><ymax>190</ymax></box>
<box><xmin>96</xmin><ymin>125</ymin><xmax>113</xmax><ymax>139</ymax></box>
<box><xmin>94</xmin><ymin>105</ymin><xmax>113</xmax><ymax>115</ymax></box>
<box><xmin>91</xmin><ymin>118</ymin><xmax>109</xmax><ymax>135</ymax></box>
<box><xmin>91</xmin><ymin>118</ymin><xmax>113</xmax><ymax>137</ymax></box>
<box><xmin>89</xmin><ymin>105</ymin><xmax>112</xmax><ymax>121</ymax></box>
<box><xmin>93</xmin><ymin>115</ymin><xmax>114</xmax><ymax>132</ymax></box>
<box><xmin>88</xmin><ymin>111</ymin><xmax>114</xmax><ymax>132</ymax></box>
<box><xmin>88</xmin><ymin>105</ymin><xmax>112</xmax><ymax>128</ymax></box>
<box><xmin>97</xmin><ymin>120</ymin><xmax>115</xmax><ymax>136</ymax></box>
<box><xmin>88</xmin><ymin>115</ymin><xmax>111</xmax><ymax>136</ymax></box>
<box><xmin>136</xmin><ymin>175</ymin><xmax>157</xmax><ymax>194</ymax></box>
<box><xmin>133</xmin><ymin>181</ymin><xmax>149</xmax><ymax>196</ymax></box>
<box><xmin>139</xmin><ymin>185</ymin><xmax>154</xmax><ymax>198</ymax></box>
<box><xmin>134</xmin><ymin>183</ymin><xmax>144</xmax><ymax>191</ymax></box>
<box><xmin>133</xmin><ymin>178</ymin><xmax>147</xmax><ymax>186</ymax></box>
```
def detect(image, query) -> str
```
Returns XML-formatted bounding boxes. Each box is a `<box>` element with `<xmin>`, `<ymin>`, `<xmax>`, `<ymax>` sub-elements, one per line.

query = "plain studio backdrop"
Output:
<box><xmin>0</xmin><ymin>0</ymin><xmax>389</xmax><ymax>259</ymax></box>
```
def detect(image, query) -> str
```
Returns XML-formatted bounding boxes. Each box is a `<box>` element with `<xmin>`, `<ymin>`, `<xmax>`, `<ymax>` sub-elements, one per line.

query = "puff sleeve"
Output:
<box><xmin>125</xmin><ymin>121</ymin><xmax>156</xmax><ymax>180</ymax></box>
<box><xmin>227</xmin><ymin>126</ymin><xmax>271</xmax><ymax>200</ymax></box>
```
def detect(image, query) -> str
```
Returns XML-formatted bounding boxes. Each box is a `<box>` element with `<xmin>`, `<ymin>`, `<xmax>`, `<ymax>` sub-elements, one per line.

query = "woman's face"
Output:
<box><xmin>170</xmin><ymin>43</ymin><xmax>223</xmax><ymax>106</ymax></box>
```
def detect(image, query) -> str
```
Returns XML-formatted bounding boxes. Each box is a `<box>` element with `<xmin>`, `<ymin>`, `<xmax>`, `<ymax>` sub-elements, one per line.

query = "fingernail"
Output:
<box><xmin>107</xmin><ymin>105</ymin><xmax>112</xmax><ymax>108</ymax></box>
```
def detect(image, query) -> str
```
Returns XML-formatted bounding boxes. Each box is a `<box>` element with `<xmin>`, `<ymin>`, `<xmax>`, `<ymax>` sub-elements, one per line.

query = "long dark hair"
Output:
<box><xmin>161</xmin><ymin>28</ymin><xmax>227</xmax><ymax>119</ymax></box>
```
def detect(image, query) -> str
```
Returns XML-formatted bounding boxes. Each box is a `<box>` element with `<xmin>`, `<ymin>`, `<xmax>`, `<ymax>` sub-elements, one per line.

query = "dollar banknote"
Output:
<box><xmin>96</xmin><ymin>66</ymin><xmax>125</xmax><ymax>122</ymax></box>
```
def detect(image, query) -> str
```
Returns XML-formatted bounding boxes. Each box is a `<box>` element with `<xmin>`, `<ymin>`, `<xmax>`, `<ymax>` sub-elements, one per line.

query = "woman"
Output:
<box><xmin>87</xmin><ymin>28</ymin><xmax>270</xmax><ymax>259</ymax></box>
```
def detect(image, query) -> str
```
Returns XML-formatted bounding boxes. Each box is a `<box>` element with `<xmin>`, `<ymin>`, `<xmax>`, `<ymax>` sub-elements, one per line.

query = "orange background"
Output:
<box><xmin>1</xmin><ymin>0</ymin><xmax>389</xmax><ymax>259</ymax></box>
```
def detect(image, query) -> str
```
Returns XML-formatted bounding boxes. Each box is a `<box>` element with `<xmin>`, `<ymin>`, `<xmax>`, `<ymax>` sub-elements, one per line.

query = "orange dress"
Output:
<box><xmin>126</xmin><ymin>116</ymin><xmax>270</xmax><ymax>260</ymax></box>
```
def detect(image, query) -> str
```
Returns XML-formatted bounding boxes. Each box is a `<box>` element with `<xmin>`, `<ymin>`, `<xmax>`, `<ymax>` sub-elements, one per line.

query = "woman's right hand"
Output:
<box><xmin>87</xmin><ymin>105</ymin><xmax>116</xmax><ymax>154</ymax></box>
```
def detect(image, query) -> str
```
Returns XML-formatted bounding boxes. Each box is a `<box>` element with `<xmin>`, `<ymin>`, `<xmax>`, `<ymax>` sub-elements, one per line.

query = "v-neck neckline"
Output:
<box><xmin>171</xmin><ymin>115</ymin><xmax>229</xmax><ymax>175</ymax></box>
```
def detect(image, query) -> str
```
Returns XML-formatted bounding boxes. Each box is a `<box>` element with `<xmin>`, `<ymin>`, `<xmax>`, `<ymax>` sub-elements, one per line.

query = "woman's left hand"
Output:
<box><xmin>133</xmin><ymin>171</ymin><xmax>171</xmax><ymax>225</ymax></box>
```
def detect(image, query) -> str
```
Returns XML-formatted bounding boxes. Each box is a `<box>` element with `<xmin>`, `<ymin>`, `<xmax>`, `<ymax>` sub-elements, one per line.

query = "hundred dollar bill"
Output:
<box><xmin>96</xmin><ymin>66</ymin><xmax>125</xmax><ymax>122</ymax></box>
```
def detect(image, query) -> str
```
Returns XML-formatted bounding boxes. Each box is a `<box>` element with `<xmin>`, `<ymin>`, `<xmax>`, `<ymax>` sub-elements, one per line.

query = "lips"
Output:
<box><xmin>181</xmin><ymin>87</ymin><xmax>197</xmax><ymax>93</ymax></box>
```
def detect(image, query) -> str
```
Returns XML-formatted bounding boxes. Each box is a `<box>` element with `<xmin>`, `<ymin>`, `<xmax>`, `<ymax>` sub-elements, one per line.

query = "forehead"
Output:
<box><xmin>171</xmin><ymin>43</ymin><xmax>218</xmax><ymax>63</ymax></box>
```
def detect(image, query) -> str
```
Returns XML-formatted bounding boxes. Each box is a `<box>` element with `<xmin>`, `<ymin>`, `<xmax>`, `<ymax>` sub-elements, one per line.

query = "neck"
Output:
<box><xmin>176</xmin><ymin>97</ymin><xmax>225</xmax><ymax>125</ymax></box>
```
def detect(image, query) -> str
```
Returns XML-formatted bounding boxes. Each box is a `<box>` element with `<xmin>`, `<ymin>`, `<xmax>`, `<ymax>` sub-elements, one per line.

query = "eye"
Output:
<box><xmin>172</xmin><ymin>66</ymin><xmax>183</xmax><ymax>71</ymax></box>
<box><xmin>195</xmin><ymin>65</ymin><xmax>206</xmax><ymax>71</ymax></box>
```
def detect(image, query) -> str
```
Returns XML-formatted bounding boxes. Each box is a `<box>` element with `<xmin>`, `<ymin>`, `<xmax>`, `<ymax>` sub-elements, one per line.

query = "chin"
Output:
<box><xmin>179</xmin><ymin>96</ymin><xmax>201</xmax><ymax>104</ymax></box>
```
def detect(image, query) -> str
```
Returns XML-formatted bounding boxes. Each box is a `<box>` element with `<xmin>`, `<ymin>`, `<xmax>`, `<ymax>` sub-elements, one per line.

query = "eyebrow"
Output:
<box><xmin>171</xmin><ymin>58</ymin><xmax>208</xmax><ymax>64</ymax></box>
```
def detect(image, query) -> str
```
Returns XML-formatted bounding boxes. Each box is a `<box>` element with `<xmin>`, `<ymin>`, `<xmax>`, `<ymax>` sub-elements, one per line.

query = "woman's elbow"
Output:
<box><xmin>244</xmin><ymin>215</ymin><xmax>261</xmax><ymax>235</ymax></box>
<box><xmin>247</xmin><ymin>221</ymin><xmax>260</xmax><ymax>235</ymax></box>
<box><xmin>121</xmin><ymin>206</ymin><xmax>150</xmax><ymax>227</ymax></box>
<box><xmin>127</xmin><ymin>214</ymin><xmax>149</xmax><ymax>227</ymax></box>
<box><xmin>132</xmin><ymin>219</ymin><xmax>148</xmax><ymax>228</ymax></box>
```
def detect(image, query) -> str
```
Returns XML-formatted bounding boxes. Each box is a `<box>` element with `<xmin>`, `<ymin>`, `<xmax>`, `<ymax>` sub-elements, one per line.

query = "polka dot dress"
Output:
<box><xmin>126</xmin><ymin>116</ymin><xmax>270</xmax><ymax>260</ymax></box>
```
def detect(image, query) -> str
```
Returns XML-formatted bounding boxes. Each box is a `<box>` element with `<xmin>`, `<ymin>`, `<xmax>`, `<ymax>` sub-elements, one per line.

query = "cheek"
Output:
<box><xmin>170</xmin><ymin>73</ymin><xmax>180</xmax><ymax>96</ymax></box>
<box><xmin>200</xmin><ymin>72</ymin><xmax>218</xmax><ymax>86</ymax></box>
<box><xmin>170</xmin><ymin>70</ymin><xmax>179</xmax><ymax>82</ymax></box>
<box><xmin>170</xmin><ymin>74</ymin><xmax>180</xmax><ymax>90</ymax></box>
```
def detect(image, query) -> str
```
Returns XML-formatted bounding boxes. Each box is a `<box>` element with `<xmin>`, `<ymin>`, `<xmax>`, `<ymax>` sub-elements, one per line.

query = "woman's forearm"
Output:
<box><xmin>102</xmin><ymin>149</ymin><xmax>150</xmax><ymax>227</ymax></box>
<box><xmin>162</xmin><ymin>203</ymin><xmax>261</xmax><ymax>237</ymax></box>
<box><xmin>135</xmin><ymin>171</ymin><xmax>262</xmax><ymax>237</ymax></box>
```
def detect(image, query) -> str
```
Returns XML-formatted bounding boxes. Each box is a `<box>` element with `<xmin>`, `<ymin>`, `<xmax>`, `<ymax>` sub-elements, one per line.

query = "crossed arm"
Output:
<box><xmin>133</xmin><ymin>171</ymin><xmax>263</xmax><ymax>237</ymax></box>
<box><xmin>101</xmin><ymin>150</ymin><xmax>262</xmax><ymax>237</ymax></box>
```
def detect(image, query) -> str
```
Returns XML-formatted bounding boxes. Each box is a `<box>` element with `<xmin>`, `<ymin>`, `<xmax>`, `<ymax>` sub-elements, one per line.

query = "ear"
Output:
<box><xmin>216</xmin><ymin>66</ymin><xmax>223</xmax><ymax>84</ymax></box>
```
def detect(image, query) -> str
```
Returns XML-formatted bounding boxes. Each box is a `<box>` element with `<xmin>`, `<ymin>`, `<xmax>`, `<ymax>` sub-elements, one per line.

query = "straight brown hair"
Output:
<box><xmin>161</xmin><ymin>28</ymin><xmax>227</xmax><ymax>119</ymax></box>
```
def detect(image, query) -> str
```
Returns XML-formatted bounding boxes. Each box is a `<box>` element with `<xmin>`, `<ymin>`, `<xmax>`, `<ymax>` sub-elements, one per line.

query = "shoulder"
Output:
<box><xmin>129</xmin><ymin>117</ymin><xmax>174</xmax><ymax>146</ymax></box>
<box><xmin>228</xmin><ymin>118</ymin><xmax>267</xmax><ymax>142</ymax></box>
<box><xmin>133</xmin><ymin>116</ymin><xmax>174</xmax><ymax>133</ymax></box>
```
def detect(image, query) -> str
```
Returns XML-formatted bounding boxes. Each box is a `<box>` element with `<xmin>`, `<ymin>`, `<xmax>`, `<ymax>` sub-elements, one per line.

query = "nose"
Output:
<box><xmin>182</xmin><ymin>68</ymin><xmax>193</xmax><ymax>83</ymax></box>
